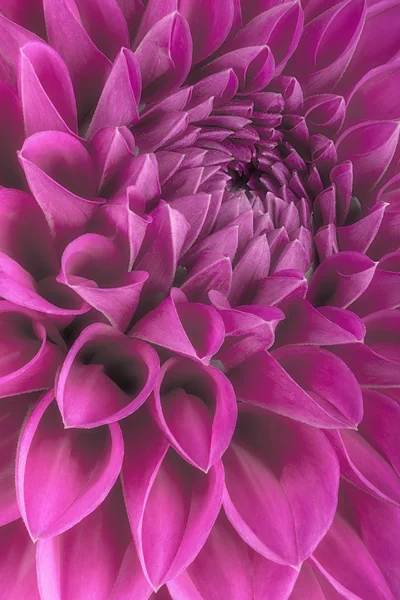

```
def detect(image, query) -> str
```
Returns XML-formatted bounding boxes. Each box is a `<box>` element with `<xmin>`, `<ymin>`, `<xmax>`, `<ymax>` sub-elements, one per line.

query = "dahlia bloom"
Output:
<box><xmin>0</xmin><ymin>0</ymin><xmax>400</xmax><ymax>598</ymax></box>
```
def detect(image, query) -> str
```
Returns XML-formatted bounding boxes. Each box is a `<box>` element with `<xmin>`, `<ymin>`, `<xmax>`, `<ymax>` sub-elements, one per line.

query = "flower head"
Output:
<box><xmin>0</xmin><ymin>0</ymin><xmax>400</xmax><ymax>598</ymax></box>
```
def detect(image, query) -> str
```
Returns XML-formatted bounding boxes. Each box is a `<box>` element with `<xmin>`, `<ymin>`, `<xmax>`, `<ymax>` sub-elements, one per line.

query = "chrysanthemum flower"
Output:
<box><xmin>0</xmin><ymin>0</ymin><xmax>399</xmax><ymax>598</ymax></box>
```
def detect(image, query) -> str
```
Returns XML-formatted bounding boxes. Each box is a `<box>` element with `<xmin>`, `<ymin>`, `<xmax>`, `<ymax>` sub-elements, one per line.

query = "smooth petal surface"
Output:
<box><xmin>16</xmin><ymin>391</ymin><xmax>124</xmax><ymax>540</ymax></box>
<box><xmin>122</xmin><ymin>408</ymin><xmax>224</xmax><ymax>590</ymax></box>
<box><xmin>150</xmin><ymin>356</ymin><xmax>237</xmax><ymax>471</ymax></box>
<box><xmin>37</xmin><ymin>483</ymin><xmax>132</xmax><ymax>600</ymax></box>
<box><xmin>223</xmin><ymin>405</ymin><xmax>339</xmax><ymax>568</ymax></box>
<box><xmin>229</xmin><ymin>347</ymin><xmax>363</xmax><ymax>428</ymax></box>
<box><xmin>169</xmin><ymin>512</ymin><xmax>298</xmax><ymax>600</ymax></box>
<box><xmin>0</xmin><ymin>519</ymin><xmax>40</xmax><ymax>599</ymax></box>
<box><xmin>131</xmin><ymin>288</ymin><xmax>225</xmax><ymax>364</ymax></box>
<box><xmin>57</xmin><ymin>323</ymin><xmax>159</xmax><ymax>427</ymax></box>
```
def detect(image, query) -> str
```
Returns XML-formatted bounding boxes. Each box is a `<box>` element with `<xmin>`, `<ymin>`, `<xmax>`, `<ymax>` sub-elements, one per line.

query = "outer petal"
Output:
<box><xmin>311</xmin><ymin>512</ymin><xmax>395</xmax><ymax>600</ymax></box>
<box><xmin>87</xmin><ymin>48</ymin><xmax>141</xmax><ymax>138</ymax></box>
<box><xmin>43</xmin><ymin>0</ymin><xmax>112</xmax><ymax>117</ymax></box>
<box><xmin>89</xmin><ymin>126</ymin><xmax>136</xmax><ymax>193</ymax></box>
<box><xmin>307</xmin><ymin>251</ymin><xmax>377</xmax><ymax>308</ymax></box>
<box><xmin>223</xmin><ymin>405</ymin><xmax>339</xmax><ymax>567</ymax></box>
<box><xmin>336</xmin><ymin>121</ymin><xmax>400</xmax><ymax>198</ymax></box>
<box><xmin>150</xmin><ymin>357</ymin><xmax>237</xmax><ymax>472</ymax></box>
<box><xmin>131</xmin><ymin>288</ymin><xmax>225</xmax><ymax>364</ymax></box>
<box><xmin>18</xmin><ymin>41</ymin><xmax>78</xmax><ymax>136</ymax></box>
<box><xmin>0</xmin><ymin>303</ymin><xmax>63</xmax><ymax>398</ymax></box>
<box><xmin>19</xmin><ymin>131</ymin><xmax>103</xmax><ymax>252</ymax></box>
<box><xmin>122</xmin><ymin>408</ymin><xmax>224</xmax><ymax>590</ymax></box>
<box><xmin>0</xmin><ymin>395</ymin><xmax>34</xmax><ymax>525</ymax></box>
<box><xmin>57</xmin><ymin>323</ymin><xmax>159</xmax><ymax>428</ymax></box>
<box><xmin>37</xmin><ymin>483</ymin><xmax>133</xmax><ymax>600</ymax></box>
<box><xmin>350</xmin><ymin>251</ymin><xmax>400</xmax><ymax>315</ymax></box>
<box><xmin>169</xmin><ymin>512</ymin><xmax>298</xmax><ymax>600</ymax></box>
<box><xmin>16</xmin><ymin>391</ymin><xmax>124</xmax><ymax>540</ymax></box>
<box><xmin>0</xmin><ymin>519</ymin><xmax>40</xmax><ymax>599</ymax></box>
<box><xmin>228</xmin><ymin>347</ymin><xmax>363</xmax><ymax>429</ymax></box>
<box><xmin>135</xmin><ymin>12</ymin><xmax>192</xmax><ymax>103</ymax></box>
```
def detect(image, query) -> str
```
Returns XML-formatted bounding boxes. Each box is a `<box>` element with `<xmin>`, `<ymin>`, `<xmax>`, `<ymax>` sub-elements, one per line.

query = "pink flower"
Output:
<box><xmin>0</xmin><ymin>0</ymin><xmax>399</xmax><ymax>598</ymax></box>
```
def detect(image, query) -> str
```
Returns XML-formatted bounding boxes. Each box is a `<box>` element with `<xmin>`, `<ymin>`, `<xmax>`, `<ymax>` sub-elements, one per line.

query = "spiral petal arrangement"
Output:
<box><xmin>0</xmin><ymin>0</ymin><xmax>399</xmax><ymax>598</ymax></box>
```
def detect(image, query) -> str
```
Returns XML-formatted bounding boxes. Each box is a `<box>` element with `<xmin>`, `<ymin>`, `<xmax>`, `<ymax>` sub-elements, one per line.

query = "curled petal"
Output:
<box><xmin>0</xmin><ymin>188</ymin><xmax>57</xmax><ymax>280</ymax></box>
<box><xmin>150</xmin><ymin>356</ymin><xmax>237</xmax><ymax>471</ymax></box>
<box><xmin>19</xmin><ymin>41</ymin><xmax>78</xmax><ymax>136</ymax></box>
<box><xmin>330</xmin><ymin>160</ymin><xmax>353</xmax><ymax>225</ymax></box>
<box><xmin>229</xmin><ymin>235</ymin><xmax>271</xmax><ymax>305</ymax></box>
<box><xmin>16</xmin><ymin>391</ymin><xmax>124</xmax><ymax>539</ymax></box>
<box><xmin>135</xmin><ymin>202</ymin><xmax>190</xmax><ymax>301</ymax></box>
<box><xmin>368</xmin><ymin>174</ymin><xmax>400</xmax><ymax>259</ymax></box>
<box><xmin>169</xmin><ymin>512</ymin><xmax>298</xmax><ymax>600</ymax></box>
<box><xmin>191</xmin><ymin>70</ymin><xmax>239</xmax><ymax>107</ymax></box>
<box><xmin>288</xmin><ymin>0</ymin><xmax>366</xmax><ymax>95</ymax></box>
<box><xmin>304</xmin><ymin>94</ymin><xmax>345</xmax><ymax>138</ymax></box>
<box><xmin>87</xmin><ymin>48</ymin><xmax>141</xmax><ymax>138</ymax></box>
<box><xmin>252</xmin><ymin>270</ymin><xmax>307</xmax><ymax>309</ymax></box>
<box><xmin>336</xmin><ymin>202</ymin><xmax>386</xmax><ymax>254</ymax></box>
<box><xmin>210</xmin><ymin>291</ymin><xmax>284</xmax><ymax>369</ymax></box>
<box><xmin>57</xmin><ymin>323</ymin><xmax>159</xmax><ymax>427</ymax></box>
<box><xmin>223</xmin><ymin>405</ymin><xmax>339</xmax><ymax>567</ymax></box>
<box><xmin>0</xmin><ymin>303</ymin><xmax>63</xmax><ymax>398</ymax></box>
<box><xmin>112</xmin><ymin>152</ymin><xmax>161</xmax><ymax>204</ymax></box>
<box><xmin>0</xmin><ymin>13</ymin><xmax>40</xmax><ymax>83</ymax></box>
<box><xmin>19</xmin><ymin>131</ymin><xmax>103</xmax><ymax>252</ymax></box>
<box><xmin>229</xmin><ymin>346</ymin><xmax>363</xmax><ymax>429</ymax></box>
<box><xmin>37</xmin><ymin>483</ymin><xmax>133</xmax><ymax>600</ymax></box>
<box><xmin>135</xmin><ymin>12</ymin><xmax>192</xmax><ymax>103</ymax></box>
<box><xmin>200</xmin><ymin>46</ymin><xmax>275</xmax><ymax>95</ymax></box>
<box><xmin>228</xmin><ymin>2</ymin><xmax>304</xmax><ymax>72</ymax></box>
<box><xmin>351</xmin><ymin>251</ymin><xmax>400</xmax><ymax>315</ymax></box>
<box><xmin>275</xmin><ymin>299</ymin><xmax>366</xmax><ymax>347</ymax></box>
<box><xmin>131</xmin><ymin>288</ymin><xmax>224</xmax><ymax>364</ymax></box>
<box><xmin>0</xmin><ymin>519</ymin><xmax>40</xmax><ymax>599</ymax></box>
<box><xmin>89</xmin><ymin>126</ymin><xmax>136</xmax><ymax>193</ymax></box>
<box><xmin>336</xmin><ymin>121</ymin><xmax>400</xmax><ymax>198</ymax></box>
<box><xmin>59</xmin><ymin>234</ymin><xmax>148</xmax><ymax>330</ymax></box>
<box><xmin>43</xmin><ymin>0</ymin><xmax>112</xmax><ymax>117</ymax></box>
<box><xmin>180</xmin><ymin>252</ymin><xmax>233</xmax><ymax>303</ymax></box>
<box><xmin>307</xmin><ymin>251</ymin><xmax>377</xmax><ymax>308</ymax></box>
<box><xmin>170</xmin><ymin>194</ymin><xmax>211</xmax><ymax>254</ymax></box>
<box><xmin>122</xmin><ymin>408</ymin><xmax>224</xmax><ymax>589</ymax></box>
<box><xmin>330</xmin><ymin>309</ymin><xmax>400</xmax><ymax>387</ymax></box>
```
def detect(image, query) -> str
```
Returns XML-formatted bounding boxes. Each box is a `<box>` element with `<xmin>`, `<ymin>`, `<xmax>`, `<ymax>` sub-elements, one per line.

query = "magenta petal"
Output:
<box><xmin>59</xmin><ymin>233</ymin><xmax>148</xmax><ymax>330</ymax></box>
<box><xmin>19</xmin><ymin>131</ymin><xmax>103</xmax><ymax>252</ymax></box>
<box><xmin>223</xmin><ymin>405</ymin><xmax>339</xmax><ymax>567</ymax></box>
<box><xmin>350</xmin><ymin>251</ymin><xmax>400</xmax><ymax>315</ymax></box>
<box><xmin>275</xmin><ymin>299</ymin><xmax>366</xmax><ymax>347</ymax></box>
<box><xmin>135</xmin><ymin>202</ymin><xmax>190</xmax><ymax>299</ymax></box>
<box><xmin>112</xmin><ymin>152</ymin><xmax>161</xmax><ymax>204</ymax></box>
<box><xmin>37</xmin><ymin>483</ymin><xmax>133</xmax><ymax>600</ymax></box>
<box><xmin>169</xmin><ymin>512</ymin><xmax>298</xmax><ymax>600</ymax></box>
<box><xmin>0</xmin><ymin>303</ymin><xmax>63</xmax><ymax>398</ymax></box>
<box><xmin>0</xmin><ymin>519</ymin><xmax>40</xmax><ymax>599</ymax></box>
<box><xmin>304</xmin><ymin>94</ymin><xmax>345</xmax><ymax>139</ymax></box>
<box><xmin>229</xmin><ymin>235</ymin><xmax>271</xmax><ymax>305</ymax></box>
<box><xmin>169</xmin><ymin>194</ymin><xmax>211</xmax><ymax>254</ymax></box>
<box><xmin>0</xmin><ymin>188</ymin><xmax>58</xmax><ymax>279</ymax></box>
<box><xmin>19</xmin><ymin>41</ymin><xmax>78</xmax><ymax>136</ymax></box>
<box><xmin>180</xmin><ymin>252</ymin><xmax>233</xmax><ymax>303</ymax></box>
<box><xmin>336</xmin><ymin>121</ymin><xmax>400</xmax><ymax>198</ymax></box>
<box><xmin>43</xmin><ymin>0</ymin><xmax>111</xmax><ymax>118</ymax></box>
<box><xmin>122</xmin><ymin>408</ymin><xmax>224</xmax><ymax>589</ymax></box>
<box><xmin>150</xmin><ymin>357</ymin><xmax>237</xmax><ymax>471</ymax></box>
<box><xmin>200</xmin><ymin>46</ymin><xmax>275</xmax><ymax>94</ymax></box>
<box><xmin>135</xmin><ymin>11</ymin><xmax>192</xmax><ymax>103</ymax></box>
<box><xmin>0</xmin><ymin>13</ymin><xmax>41</xmax><ymax>83</ymax></box>
<box><xmin>311</xmin><ymin>511</ymin><xmax>396</xmax><ymax>600</ymax></box>
<box><xmin>0</xmin><ymin>82</ymin><xmax>24</xmax><ymax>188</ymax></box>
<box><xmin>16</xmin><ymin>391</ymin><xmax>124</xmax><ymax>539</ymax></box>
<box><xmin>109</xmin><ymin>541</ymin><xmax>153</xmax><ymax>600</ymax></box>
<box><xmin>87</xmin><ymin>48</ymin><xmax>141</xmax><ymax>138</ymax></box>
<box><xmin>229</xmin><ymin>347</ymin><xmax>363</xmax><ymax>429</ymax></box>
<box><xmin>336</xmin><ymin>202</ymin><xmax>386</xmax><ymax>254</ymax></box>
<box><xmin>0</xmin><ymin>395</ymin><xmax>34</xmax><ymax>525</ymax></box>
<box><xmin>89</xmin><ymin>126</ymin><xmax>136</xmax><ymax>193</ymax></box>
<box><xmin>228</xmin><ymin>2</ymin><xmax>304</xmax><ymax>72</ymax></box>
<box><xmin>131</xmin><ymin>288</ymin><xmax>225</xmax><ymax>364</ymax></box>
<box><xmin>252</xmin><ymin>270</ymin><xmax>307</xmax><ymax>308</ymax></box>
<box><xmin>307</xmin><ymin>251</ymin><xmax>377</xmax><ymax>308</ymax></box>
<box><xmin>57</xmin><ymin>323</ymin><xmax>159</xmax><ymax>428</ymax></box>
<box><xmin>289</xmin><ymin>561</ymin><xmax>344</xmax><ymax>600</ymax></box>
